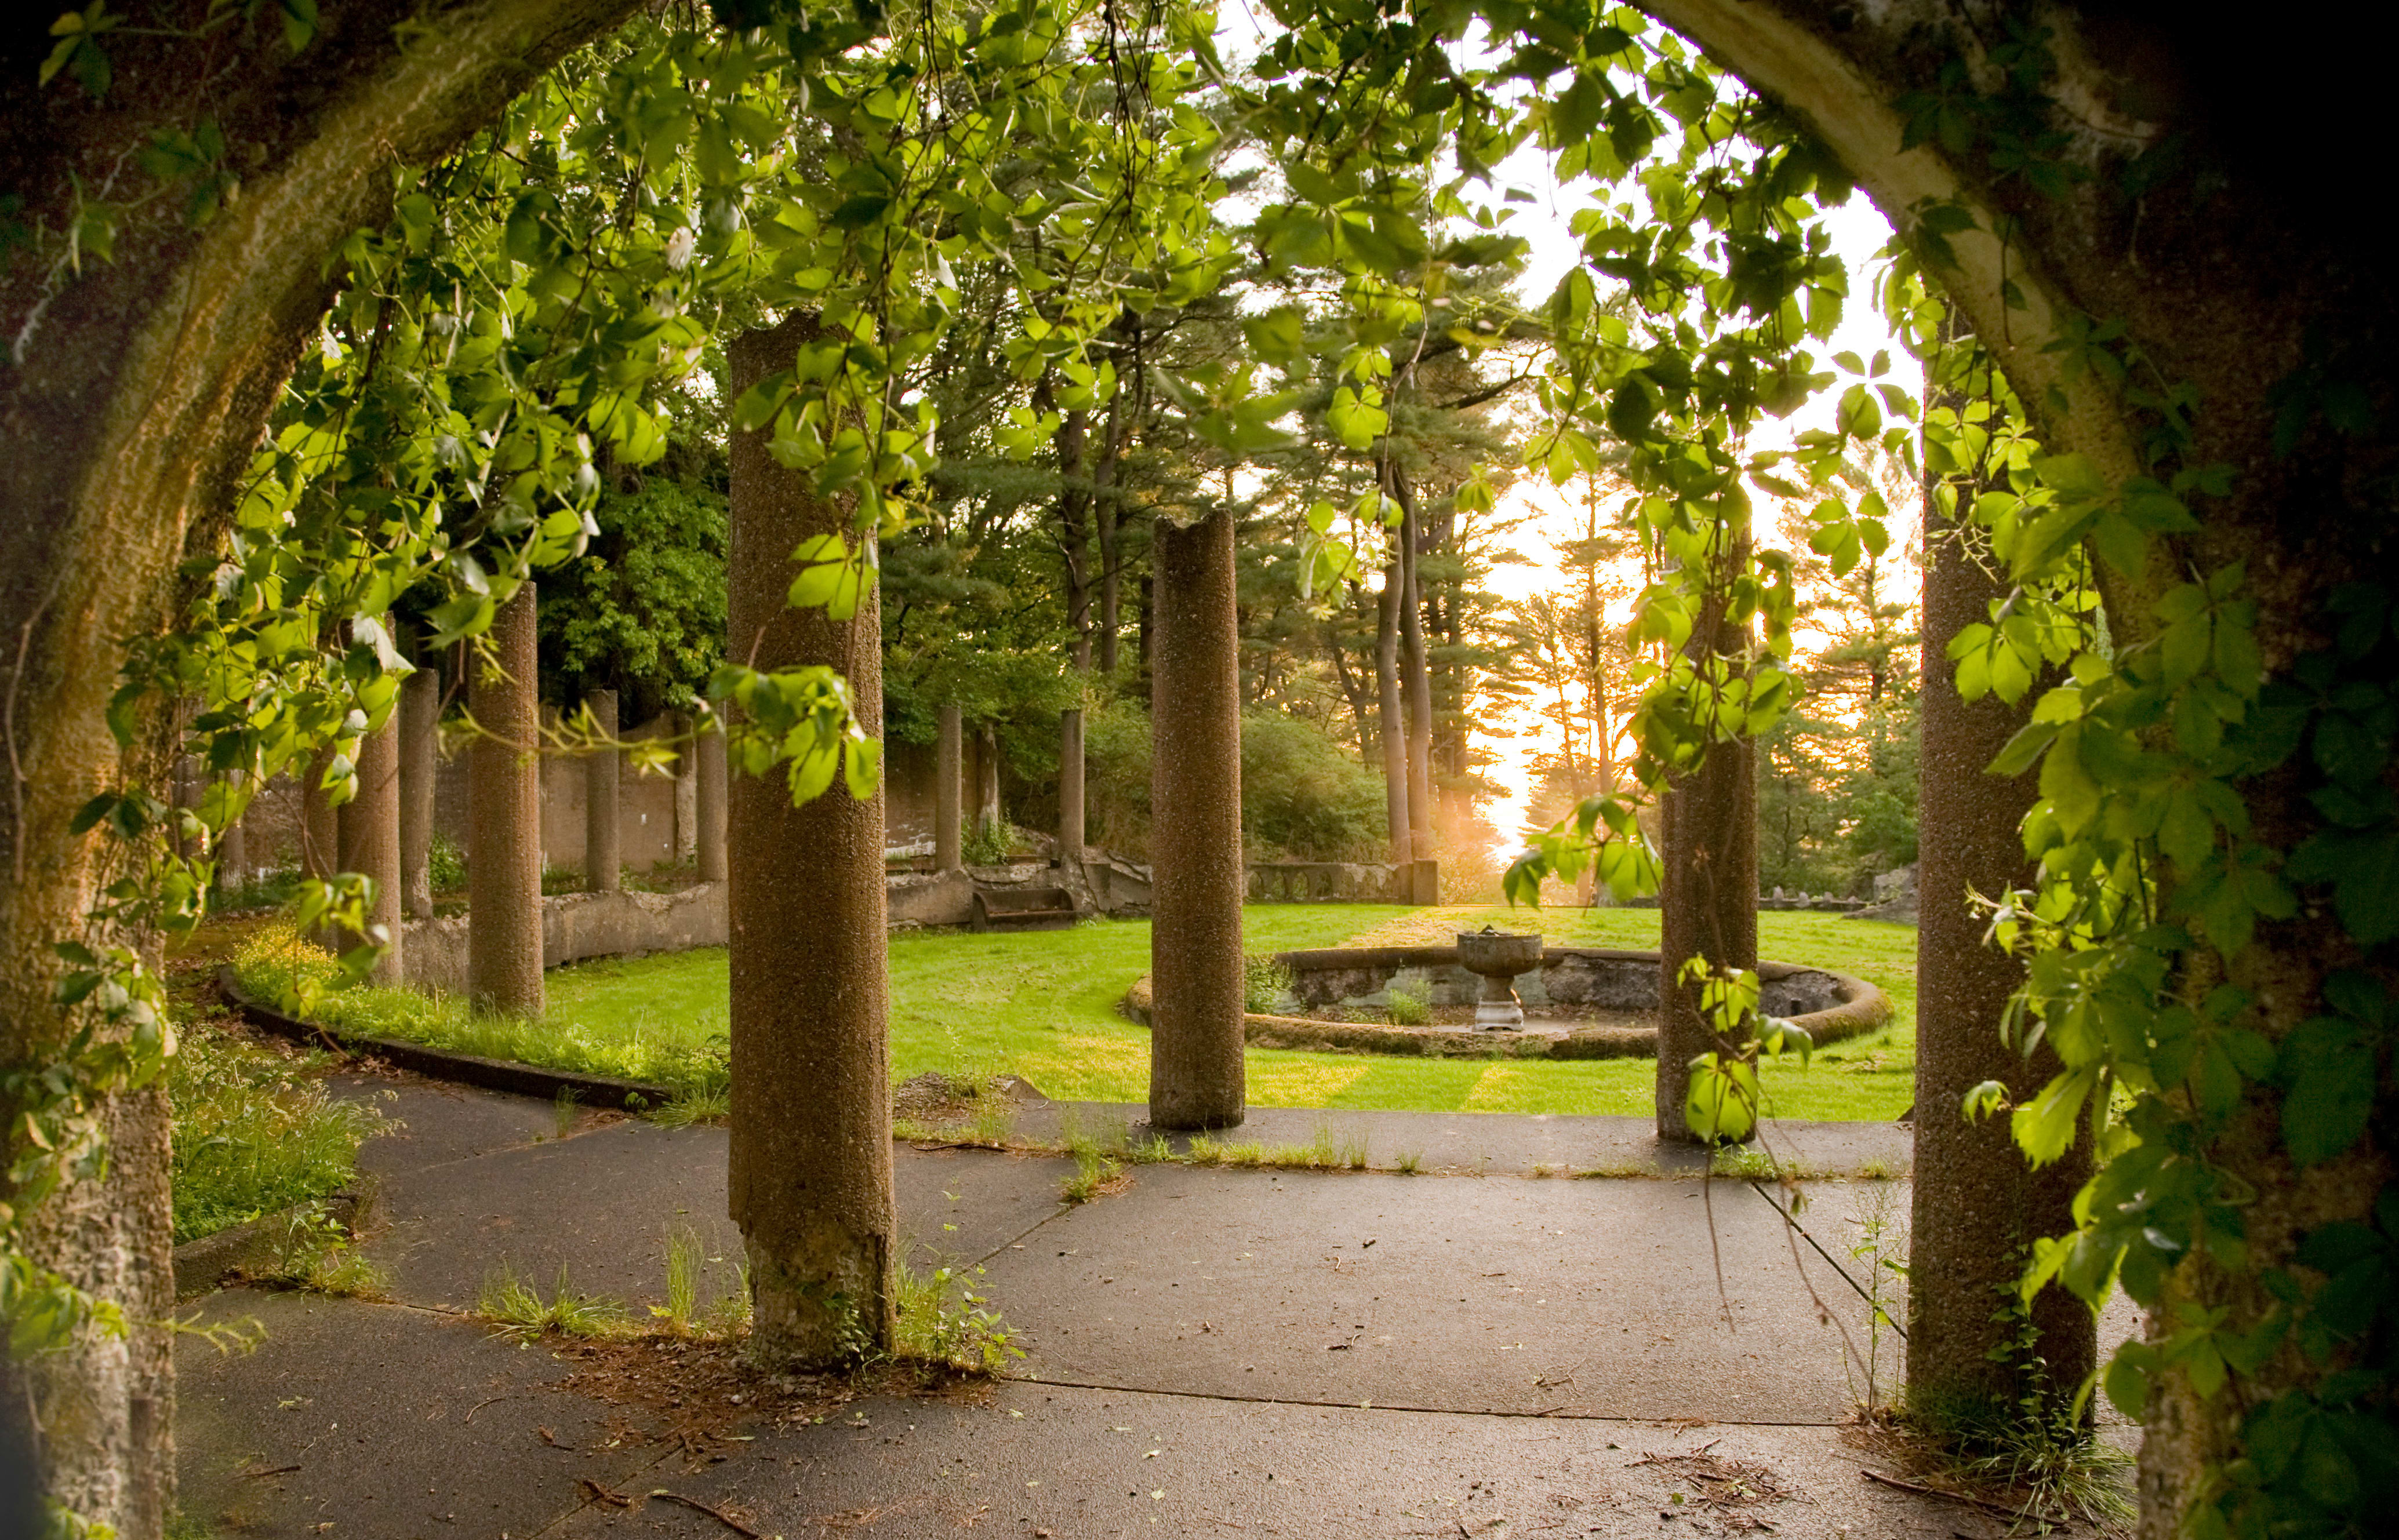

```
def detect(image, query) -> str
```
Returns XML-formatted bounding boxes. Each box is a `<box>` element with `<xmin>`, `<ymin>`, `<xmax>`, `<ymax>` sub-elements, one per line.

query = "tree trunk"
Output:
<box><xmin>300</xmin><ymin>743</ymin><xmax>340</xmax><ymax>884</ymax></box>
<box><xmin>697</xmin><ymin>722</ymin><xmax>728</xmax><ymax>885</ymax></box>
<box><xmin>1058</xmin><ymin>707</ymin><xmax>1085</xmax><ymax>873</ymax></box>
<box><xmin>1136</xmin><ymin>572</ymin><xmax>1154</xmax><ymax>696</ymax></box>
<box><xmin>1055</xmin><ymin>405</ymin><xmax>1093</xmax><ymax>673</ymax></box>
<box><xmin>1396</xmin><ymin>482</ymin><xmax>1435</xmax><ymax>857</ymax></box>
<box><xmin>1375</xmin><ymin>562</ymin><xmax>1412</xmax><ymax>868</ymax></box>
<box><xmin>399</xmin><ymin>664</ymin><xmax>439</xmax><ymax>919</ymax></box>
<box><xmin>468</xmin><ymin>587</ymin><xmax>544</xmax><ymax>1017</ymax></box>
<box><xmin>1095</xmin><ymin>392</ymin><xmax>1126</xmax><ymax>677</ymax></box>
<box><xmin>1909</xmin><ymin>395</ymin><xmax>2093</xmax><ymax>1426</ymax></box>
<box><xmin>1148</xmin><ymin>510</ymin><xmax>1245</xmax><ymax>1131</ymax></box>
<box><xmin>584</xmin><ymin>687</ymin><xmax>619</xmax><ymax>893</ymax></box>
<box><xmin>935</xmin><ymin>704</ymin><xmax>963</xmax><ymax>873</ymax></box>
<box><xmin>726</xmin><ymin>316</ymin><xmax>895</xmax><ymax>1366</ymax></box>
<box><xmin>337</xmin><ymin>701</ymin><xmax>404</xmax><ymax>986</ymax></box>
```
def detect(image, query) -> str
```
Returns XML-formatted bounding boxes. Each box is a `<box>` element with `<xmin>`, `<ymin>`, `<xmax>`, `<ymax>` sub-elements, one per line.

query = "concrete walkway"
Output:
<box><xmin>175</xmin><ymin>1069</ymin><xmax>2128</xmax><ymax>1538</ymax></box>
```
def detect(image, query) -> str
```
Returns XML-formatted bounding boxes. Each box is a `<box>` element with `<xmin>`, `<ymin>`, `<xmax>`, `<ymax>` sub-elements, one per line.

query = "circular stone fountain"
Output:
<box><xmin>1121</xmin><ymin>940</ymin><xmax>1892</xmax><ymax>1060</ymax></box>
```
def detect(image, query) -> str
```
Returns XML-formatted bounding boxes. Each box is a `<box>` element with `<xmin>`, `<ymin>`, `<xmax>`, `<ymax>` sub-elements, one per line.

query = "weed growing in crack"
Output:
<box><xmin>893</xmin><ymin>1258</ymin><xmax>1023</xmax><ymax>1375</ymax></box>
<box><xmin>247</xmin><ymin>1201</ymin><xmax>387</xmax><ymax>1298</ymax></box>
<box><xmin>478</xmin><ymin>1262</ymin><xmax>628</xmax><ymax>1339</ymax></box>
<box><xmin>653</xmin><ymin>1226</ymin><xmax>704</xmax><ymax>1336</ymax></box>
<box><xmin>1061</xmin><ymin>1147</ymin><xmax>1124</xmax><ymax>1204</ymax></box>
<box><xmin>1128</xmin><ymin>1132</ymin><xmax>1174</xmax><ymax>1164</ymax></box>
<box><xmin>1392</xmin><ymin>1148</ymin><xmax>1423</xmax><ymax>1175</ymax></box>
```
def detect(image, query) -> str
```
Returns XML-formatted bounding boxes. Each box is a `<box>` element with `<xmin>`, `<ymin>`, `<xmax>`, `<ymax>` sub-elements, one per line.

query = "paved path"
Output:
<box><xmin>175</xmin><ymin>1071</ymin><xmax>2128</xmax><ymax>1538</ymax></box>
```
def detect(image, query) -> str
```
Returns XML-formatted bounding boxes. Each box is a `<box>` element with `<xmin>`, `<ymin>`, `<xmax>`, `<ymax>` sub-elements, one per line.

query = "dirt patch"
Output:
<box><xmin>890</xmin><ymin>1071</ymin><xmax>1045</xmax><ymax>1124</ymax></box>
<box><xmin>1629</xmin><ymin>1443</ymin><xmax>1798</xmax><ymax>1532</ymax></box>
<box><xmin>552</xmin><ymin>1335</ymin><xmax>995</xmax><ymax>1464</ymax></box>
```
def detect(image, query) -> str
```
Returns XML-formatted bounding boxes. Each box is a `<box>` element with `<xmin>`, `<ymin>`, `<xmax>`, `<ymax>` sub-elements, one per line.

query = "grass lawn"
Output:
<box><xmin>536</xmin><ymin>902</ymin><xmax>1918</xmax><ymax>1123</ymax></box>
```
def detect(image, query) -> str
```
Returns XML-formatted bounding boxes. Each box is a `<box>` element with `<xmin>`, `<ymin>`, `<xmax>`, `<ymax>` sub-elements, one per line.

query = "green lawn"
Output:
<box><xmin>538</xmin><ymin>903</ymin><xmax>1918</xmax><ymax>1122</ymax></box>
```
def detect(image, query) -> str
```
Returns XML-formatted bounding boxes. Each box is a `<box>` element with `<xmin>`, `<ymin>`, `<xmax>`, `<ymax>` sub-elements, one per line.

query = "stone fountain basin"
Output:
<box><xmin>1119</xmin><ymin>943</ymin><xmax>1892</xmax><ymax>1061</ymax></box>
<box><xmin>1455</xmin><ymin>929</ymin><xmax>1545</xmax><ymax>980</ymax></box>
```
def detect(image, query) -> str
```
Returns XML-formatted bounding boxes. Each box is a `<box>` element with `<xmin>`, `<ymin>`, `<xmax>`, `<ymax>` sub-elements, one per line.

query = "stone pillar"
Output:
<box><xmin>468</xmin><ymin>585</ymin><xmax>543</xmax><ymax>1017</ymax></box>
<box><xmin>696</xmin><ymin>721</ymin><xmax>728</xmax><ymax>884</ymax></box>
<box><xmin>1148</xmin><ymin>510</ymin><xmax>1245</xmax><ymax>1130</ymax></box>
<box><xmin>1907</xmin><ymin>422</ymin><xmax>2093</xmax><ymax>1424</ymax></box>
<box><xmin>337</xmin><ymin>700</ymin><xmax>404</xmax><ymax>985</ymax></box>
<box><xmin>399</xmin><ymin>664</ymin><xmax>438</xmax><ymax>919</ymax></box>
<box><xmin>1652</xmin><ymin>504</ymin><xmax>1760</xmax><ymax>1143</ymax></box>
<box><xmin>584</xmin><ymin>687</ymin><xmax>620</xmax><ymax>892</ymax></box>
<box><xmin>216</xmin><ymin>793</ymin><xmax>247</xmax><ymax>890</ymax></box>
<box><xmin>674</xmin><ymin>716</ymin><xmax>699</xmax><ymax>866</ymax></box>
<box><xmin>725</xmin><ymin>315</ymin><xmax>896</xmax><ymax>1366</ymax></box>
<box><xmin>1057</xmin><ymin>707</ymin><xmax>1085</xmax><ymax>872</ymax></box>
<box><xmin>935</xmin><ymin>704</ymin><xmax>962</xmax><ymax>872</ymax></box>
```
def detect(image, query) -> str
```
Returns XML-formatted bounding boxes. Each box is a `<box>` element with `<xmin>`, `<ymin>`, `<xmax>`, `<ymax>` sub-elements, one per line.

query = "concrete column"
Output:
<box><xmin>468</xmin><ymin>585</ymin><xmax>544</xmax><ymax>1016</ymax></box>
<box><xmin>1148</xmin><ymin>509</ymin><xmax>1245</xmax><ymax>1131</ymax></box>
<box><xmin>697</xmin><ymin>721</ymin><xmax>728</xmax><ymax>884</ymax></box>
<box><xmin>725</xmin><ymin>315</ymin><xmax>896</xmax><ymax>1366</ymax></box>
<box><xmin>584</xmin><ymin>687</ymin><xmax>620</xmax><ymax>892</ymax></box>
<box><xmin>337</xmin><ymin>698</ymin><xmax>404</xmax><ymax>985</ymax></box>
<box><xmin>399</xmin><ymin>664</ymin><xmax>438</xmax><ymax>919</ymax></box>
<box><xmin>216</xmin><ymin>801</ymin><xmax>247</xmax><ymax>889</ymax></box>
<box><xmin>674</xmin><ymin>716</ymin><xmax>699</xmax><ymax>865</ymax></box>
<box><xmin>1057</xmin><ymin>707</ymin><xmax>1085</xmax><ymax>872</ymax></box>
<box><xmin>935</xmin><ymin>704</ymin><xmax>962</xmax><ymax>872</ymax></box>
<box><xmin>1908</xmin><ymin>424</ymin><xmax>2093</xmax><ymax>1423</ymax></box>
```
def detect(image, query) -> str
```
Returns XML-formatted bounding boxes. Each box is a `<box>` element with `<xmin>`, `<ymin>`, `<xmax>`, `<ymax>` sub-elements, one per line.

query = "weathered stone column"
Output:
<box><xmin>696</xmin><ymin>721</ymin><xmax>728</xmax><ymax>884</ymax></box>
<box><xmin>337</xmin><ymin>700</ymin><xmax>404</xmax><ymax>985</ymax></box>
<box><xmin>935</xmin><ymin>704</ymin><xmax>963</xmax><ymax>872</ymax></box>
<box><xmin>216</xmin><ymin>791</ymin><xmax>248</xmax><ymax>890</ymax></box>
<box><xmin>584</xmin><ymin>687</ymin><xmax>620</xmax><ymax>892</ymax></box>
<box><xmin>1057</xmin><ymin>706</ymin><xmax>1085</xmax><ymax>872</ymax></box>
<box><xmin>1148</xmin><ymin>510</ymin><xmax>1245</xmax><ymax>1130</ymax></box>
<box><xmin>726</xmin><ymin>315</ymin><xmax>896</xmax><ymax>1366</ymax></box>
<box><xmin>468</xmin><ymin>586</ymin><xmax>544</xmax><ymax>1016</ymax></box>
<box><xmin>674</xmin><ymin>715</ymin><xmax>699</xmax><ymax>865</ymax></box>
<box><xmin>1655</xmin><ymin>520</ymin><xmax>1760</xmax><ymax>1143</ymax></box>
<box><xmin>1907</xmin><ymin>422</ymin><xmax>2093</xmax><ymax>1425</ymax></box>
<box><xmin>399</xmin><ymin>663</ymin><xmax>439</xmax><ymax>919</ymax></box>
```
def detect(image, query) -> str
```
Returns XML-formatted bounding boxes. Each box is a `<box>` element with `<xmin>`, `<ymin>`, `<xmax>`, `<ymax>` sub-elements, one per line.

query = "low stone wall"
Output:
<box><xmin>402</xmin><ymin>883</ymin><xmax>729</xmax><ymax>993</ymax></box>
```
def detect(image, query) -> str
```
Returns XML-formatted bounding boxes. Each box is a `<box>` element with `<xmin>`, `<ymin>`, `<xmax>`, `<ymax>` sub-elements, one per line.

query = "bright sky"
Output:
<box><xmin>1213</xmin><ymin>0</ymin><xmax>1908</xmax><ymax>848</ymax></box>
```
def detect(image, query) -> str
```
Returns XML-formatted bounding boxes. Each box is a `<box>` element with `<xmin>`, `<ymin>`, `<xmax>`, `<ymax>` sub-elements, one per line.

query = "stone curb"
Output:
<box><xmin>215</xmin><ymin>965</ymin><xmax>677</xmax><ymax>1110</ymax></box>
<box><xmin>170</xmin><ymin>1182</ymin><xmax>376</xmax><ymax>1303</ymax></box>
<box><xmin>1121</xmin><ymin>948</ymin><xmax>1893</xmax><ymax>1060</ymax></box>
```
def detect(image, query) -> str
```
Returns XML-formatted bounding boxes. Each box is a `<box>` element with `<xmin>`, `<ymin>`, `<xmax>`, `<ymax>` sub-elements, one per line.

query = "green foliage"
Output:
<box><xmin>168</xmin><ymin>1024</ymin><xmax>381</xmax><ymax>1244</ymax></box>
<box><xmin>1242</xmin><ymin>953</ymin><xmax>1295</xmax><ymax>1014</ymax></box>
<box><xmin>427</xmin><ymin>833</ymin><xmax>466</xmax><ymax>893</ymax></box>
<box><xmin>537</xmin><ymin>436</ymin><xmax>728</xmax><ymax>718</ymax></box>
<box><xmin>478</xmin><ymin>1262</ymin><xmax>628</xmax><ymax>1339</ymax></box>
<box><xmin>893</xmin><ymin>1260</ymin><xmax>1022</xmax><ymax>1376</ymax></box>
<box><xmin>1386</xmin><ymin>977</ymin><xmax>1431</xmax><ymax>1026</ymax></box>
<box><xmin>961</xmin><ymin>815</ymin><xmax>1013</xmax><ymax>867</ymax></box>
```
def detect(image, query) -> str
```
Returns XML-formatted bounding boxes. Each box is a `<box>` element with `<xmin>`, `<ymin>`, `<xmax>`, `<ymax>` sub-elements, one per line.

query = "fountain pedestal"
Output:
<box><xmin>1455</xmin><ymin>928</ymin><xmax>1543</xmax><ymax>1031</ymax></box>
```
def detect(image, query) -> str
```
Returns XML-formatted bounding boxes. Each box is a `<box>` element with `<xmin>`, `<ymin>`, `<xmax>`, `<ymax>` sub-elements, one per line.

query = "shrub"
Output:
<box><xmin>169</xmin><ymin>1024</ymin><xmax>382</xmax><ymax>1244</ymax></box>
<box><xmin>1386</xmin><ymin>978</ymin><xmax>1431</xmax><ymax>1026</ymax></box>
<box><xmin>962</xmin><ymin>814</ymin><xmax>1013</xmax><ymax>866</ymax></box>
<box><xmin>1243</xmin><ymin>953</ymin><xmax>1294</xmax><ymax>1014</ymax></box>
<box><xmin>428</xmin><ymin>832</ymin><xmax>467</xmax><ymax>891</ymax></box>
